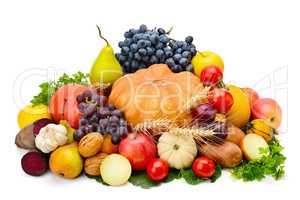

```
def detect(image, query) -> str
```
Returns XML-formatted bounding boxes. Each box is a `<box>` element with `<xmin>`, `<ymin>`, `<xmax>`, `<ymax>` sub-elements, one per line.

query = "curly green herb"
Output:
<box><xmin>31</xmin><ymin>71</ymin><xmax>89</xmax><ymax>105</ymax></box>
<box><xmin>231</xmin><ymin>138</ymin><xmax>286</xmax><ymax>181</ymax></box>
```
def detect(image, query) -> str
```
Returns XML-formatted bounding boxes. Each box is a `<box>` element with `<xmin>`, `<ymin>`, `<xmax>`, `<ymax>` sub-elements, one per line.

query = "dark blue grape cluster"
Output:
<box><xmin>116</xmin><ymin>25</ymin><xmax>197</xmax><ymax>73</ymax></box>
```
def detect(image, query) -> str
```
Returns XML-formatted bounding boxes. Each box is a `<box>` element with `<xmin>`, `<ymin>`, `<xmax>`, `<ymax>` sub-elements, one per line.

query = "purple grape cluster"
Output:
<box><xmin>74</xmin><ymin>90</ymin><xmax>128</xmax><ymax>144</ymax></box>
<box><xmin>116</xmin><ymin>24</ymin><xmax>197</xmax><ymax>73</ymax></box>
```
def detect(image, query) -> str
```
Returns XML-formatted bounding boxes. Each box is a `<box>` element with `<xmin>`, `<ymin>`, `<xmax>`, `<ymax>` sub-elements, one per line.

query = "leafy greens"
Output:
<box><xmin>231</xmin><ymin>138</ymin><xmax>286</xmax><ymax>181</ymax></box>
<box><xmin>30</xmin><ymin>71</ymin><xmax>89</xmax><ymax>105</ymax></box>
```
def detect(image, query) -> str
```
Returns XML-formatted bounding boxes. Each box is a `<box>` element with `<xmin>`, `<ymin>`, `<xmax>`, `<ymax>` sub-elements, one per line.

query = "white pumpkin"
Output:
<box><xmin>158</xmin><ymin>132</ymin><xmax>197</xmax><ymax>169</ymax></box>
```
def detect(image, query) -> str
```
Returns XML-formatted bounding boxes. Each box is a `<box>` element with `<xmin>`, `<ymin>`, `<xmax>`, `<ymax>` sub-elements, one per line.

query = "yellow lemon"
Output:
<box><xmin>17</xmin><ymin>104</ymin><xmax>51</xmax><ymax>129</ymax></box>
<box><xmin>226</xmin><ymin>85</ymin><xmax>251</xmax><ymax>128</ymax></box>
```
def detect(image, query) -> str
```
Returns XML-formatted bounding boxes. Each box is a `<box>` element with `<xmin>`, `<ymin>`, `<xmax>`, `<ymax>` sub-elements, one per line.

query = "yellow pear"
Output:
<box><xmin>90</xmin><ymin>26</ymin><xmax>123</xmax><ymax>86</ymax></box>
<box><xmin>49</xmin><ymin>142</ymin><xmax>83</xmax><ymax>179</ymax></box>
<box><xmin>60</xmin><ymin>120</ymin><xmax>75</xmax><ymax>144</ymax></box>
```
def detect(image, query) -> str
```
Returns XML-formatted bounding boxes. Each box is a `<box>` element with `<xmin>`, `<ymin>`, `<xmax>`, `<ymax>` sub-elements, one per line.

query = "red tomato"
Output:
<box><xmin>192</xmin><ymin>156</ymin><xmax>216</xmax><ymax>178</ymax></box>
<box><xmin>200</xmin><ymin>65</ymin><xmax>223</xmax><ymax>86</ymax></box>
<box><xmin>208</xmin><ymin>88</ymin><xmax>234</xmax><ymax>114</ymax></box>
<box><xmin>146</xmin><ymin>158</ymin><xmax>169</xmax><ymax>181</ymax></box>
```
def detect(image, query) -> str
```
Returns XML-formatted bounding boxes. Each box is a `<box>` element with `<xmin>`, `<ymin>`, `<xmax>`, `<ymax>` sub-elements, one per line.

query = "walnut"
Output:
<box><xmin>84</xmin><ymin>152</ymin><xmax>108</xmax><ymax>176</ymax></box>
<box><xmin>79</xmin><ymin>132</ymin><xmax>103</xmax><ymax>157</ymax></box>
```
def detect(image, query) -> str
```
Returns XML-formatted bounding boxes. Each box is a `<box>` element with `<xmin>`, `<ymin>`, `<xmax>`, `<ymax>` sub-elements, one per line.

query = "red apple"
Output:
<box><xmin>119</xmin><ymin>132</ymin><xmax>157</xmax><ymax>170</ymax></box>
<box><xmin>242</xmin><ymin>87</ymin><xmax>259</xmax><ymax>107</ymax></box>
<box><xmin>251</xmin><ymin>98</ymin><xmax>282</xmax><ymax>128</ymax></box>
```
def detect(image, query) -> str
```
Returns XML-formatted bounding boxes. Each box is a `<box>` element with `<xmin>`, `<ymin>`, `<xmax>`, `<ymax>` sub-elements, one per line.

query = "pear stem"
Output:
<box><xmin>96</xmin><ymin>25</ymin><xmax>109</xmax><ymax>45</ymax></box>
<box><xmin>199</xmin><ymin>52</ymin><xmax>206</xmax><ymax>57</ymax></box>
<box><xmin>166</xmin><ymin>26</ymin><xmax>174</xmax><ymax>35</ymax></box>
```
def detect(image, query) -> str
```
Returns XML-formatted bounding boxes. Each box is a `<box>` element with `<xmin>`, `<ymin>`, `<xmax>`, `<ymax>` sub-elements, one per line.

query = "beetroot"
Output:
<box><xmin>21</xmin><ymin>151</ymin><xmax>48</xmax><ymax>176</ymax></box>
<box><xmin>33</xmin><ymin>118</ymin><xmax>53</xmax><ymax>136</ymax></box>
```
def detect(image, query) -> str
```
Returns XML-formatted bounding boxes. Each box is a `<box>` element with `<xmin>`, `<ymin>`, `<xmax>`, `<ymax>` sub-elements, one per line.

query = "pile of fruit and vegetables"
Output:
<box><xmin>15</xmin><ymin>25</ymin><xmax>286</xmax><ymax>188</ymax></box>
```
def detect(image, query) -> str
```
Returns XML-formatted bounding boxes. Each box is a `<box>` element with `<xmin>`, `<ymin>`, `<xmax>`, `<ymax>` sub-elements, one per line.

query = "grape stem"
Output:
<box><xmin>96</xmin><ymin>25</ymin><xmax>109</xmax><ymax>45</ymax></box>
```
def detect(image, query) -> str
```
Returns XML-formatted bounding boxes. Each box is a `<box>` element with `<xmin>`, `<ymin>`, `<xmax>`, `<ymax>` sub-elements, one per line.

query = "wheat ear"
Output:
<box><xmin>134</xmin><ymin>119</ymin><xmax>174</xmax><ymax>134</ymax></box>
<box><xmin>182</xmin><ymin>86</ymin><xmax>210</xmax><ymax>113</ymax></box>
<box><xmin>169</xmin><ymin>127</ymin><xmax>223</xmax><ymax>144</ymax></box>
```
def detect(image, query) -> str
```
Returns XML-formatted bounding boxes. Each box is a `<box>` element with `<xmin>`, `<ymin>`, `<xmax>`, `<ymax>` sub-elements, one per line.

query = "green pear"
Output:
<box><xmin>90</xmin><ymin>26</ymin><xmax>123</xmax><ymax>86</ymax></box>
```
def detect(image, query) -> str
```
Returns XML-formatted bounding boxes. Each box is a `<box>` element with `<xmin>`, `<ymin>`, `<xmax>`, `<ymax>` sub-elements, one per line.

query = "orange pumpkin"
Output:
<box><xmin>109</xmin><ymin>64</ymin><xmax>205</xmax><ymax>126</ymax></box>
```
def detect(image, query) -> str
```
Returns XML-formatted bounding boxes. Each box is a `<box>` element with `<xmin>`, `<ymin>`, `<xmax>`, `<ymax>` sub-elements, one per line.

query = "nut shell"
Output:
<box><xmin>79</xmin><ymin>132</ymin><xmax>103</xmax><ymax>158</ymax></box>
<box><xmin>84</xmin><ymin>152</ymin><xmax>108</xmax><ymax>176</ymax></box>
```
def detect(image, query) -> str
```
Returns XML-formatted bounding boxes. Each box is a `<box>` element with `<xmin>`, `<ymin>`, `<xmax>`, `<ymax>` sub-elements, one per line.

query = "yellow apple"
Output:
<box><xmin>49</xmin><ymin>143</ymin><xmax>83</xmax><ymax>179</ymax></box>
<box><xmin>191</xmin><ymin>51</ymin><xmax>224</xmax><ymax>76</ymax></box>
<box><xmin>226</xmin><ymin>85</ymin><xmax>251</xmax><ymax>128</ymax></box>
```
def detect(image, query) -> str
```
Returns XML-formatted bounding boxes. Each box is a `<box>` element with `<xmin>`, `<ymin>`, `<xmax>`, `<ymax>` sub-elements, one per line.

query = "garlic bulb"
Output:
<box><xmin>35</xmin><ymin>124</ymin><xmax>68</xmax><ymax>153</ymax></box>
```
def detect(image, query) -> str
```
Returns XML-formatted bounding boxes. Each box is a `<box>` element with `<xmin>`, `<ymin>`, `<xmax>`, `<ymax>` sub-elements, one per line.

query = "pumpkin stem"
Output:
<box><xmin>242</xmin><ymin>122</ymin><xmax>253</xmax><ymax>132</ymax></box>
<box><xmin>173</xmin><ymin>144</ymin><xmax>180</xmax><ymax>150</ymax></box>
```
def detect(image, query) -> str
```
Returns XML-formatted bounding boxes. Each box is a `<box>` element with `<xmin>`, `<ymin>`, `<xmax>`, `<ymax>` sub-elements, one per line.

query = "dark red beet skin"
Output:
<box><xmin>21</xmin><ymin>151</ymin><xmax>48</xmax><ymax>176</ymax></box>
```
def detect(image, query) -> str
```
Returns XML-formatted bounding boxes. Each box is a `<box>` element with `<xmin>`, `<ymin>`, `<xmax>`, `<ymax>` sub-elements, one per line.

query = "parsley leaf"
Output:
<box><xmin>231</xmin><ymin>138</ymin><xmax>286</xmax><ymax>181</ymax></box>
<box><xmin>30</xmin><ymin>71</ymin><xmax>89</xmax><ymax>105</ymax></box>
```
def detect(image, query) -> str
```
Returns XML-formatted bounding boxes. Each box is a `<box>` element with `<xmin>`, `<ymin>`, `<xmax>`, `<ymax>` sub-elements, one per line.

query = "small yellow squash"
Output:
<box><xmin>158</xmin><ymin>132</ymin><xmax>197</xmax><ymax>169</ymax></box>
<box><xmin>246</xmin><ymin>119</ymin><xmax>275</xmax><ymax>142</ymax></box>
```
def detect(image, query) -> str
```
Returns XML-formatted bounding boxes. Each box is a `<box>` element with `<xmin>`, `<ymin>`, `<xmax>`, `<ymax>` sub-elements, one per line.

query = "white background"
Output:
<box><xmin>0</xmin><ymin>0</ymin><xmax>299</xmax><ymax>199</ymax></box>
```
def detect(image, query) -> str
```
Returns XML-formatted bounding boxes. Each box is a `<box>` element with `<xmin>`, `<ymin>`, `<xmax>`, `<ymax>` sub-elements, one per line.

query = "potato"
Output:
<box><xmin>199</xmin><ymin>141</ymin><xmax>242</xmax><ymax>168</ymax></box>
<box><xmin>15</xmin><ymin>124</ymin><xmax>36</xmax><ymax>149</ymax></box>
<box><xmin>226</xmin><ymin>124</ymin><xmax>245</xmax><ymax>145</ymax></box>
<box><xmin>241</xmin><ymin>134</ymin><xmax>269</xmax><ymax>160</ymax></box>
